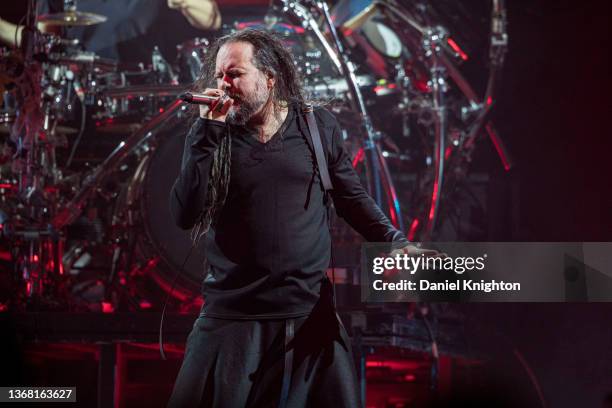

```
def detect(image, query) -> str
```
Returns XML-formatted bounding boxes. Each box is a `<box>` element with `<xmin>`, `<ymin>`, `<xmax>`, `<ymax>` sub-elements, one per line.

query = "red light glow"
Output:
<box><xmin>139</xmin><ymin>300</ymin><xmax>152</xmax><ymax>310</ymax></box>
<box><xmin>444</xmin><ymin>146</ymin><xmax>453</xmax><ymax>161</ymax></box>
<box><xmin>447</xmin><ymin>37</ymin><xmax>468</xmax><ymax>61</ymax></box>
<box><xmin>404</xmin><ymin>374</ymin><xmax>416</xmax><ymax>382</ymax></box>
<box><xmin>386</xmin><ymin>180</ymin><xmax>399</xmax><ymax>227</ymax></box>
<box><xmin>428</xmin><ymin>180</ymin><xmax>439</xmax><ymax>221</ymax></box>
<box><xmin>486</xmin><ymin>124</ymin><xmax>511</xmax><ymax>171</ymax></box>
<box><xmin>101</xmin><ymin>301</ymin><xmax>114</xmax><ymax>313</ymax></box>
<box><xmin>408</xmin><ymin>218</ymin><xmax>419</xmax><ymax>241</ymax></box>
<box><xmin>352</xmin><ymin>148</ymin><xmax>365</xmax><ymax>168</ymax></box>
<box><xmin>366</xmin><ymin>360</ymin><xmax>423</xmax><ymax>371</ymax></box>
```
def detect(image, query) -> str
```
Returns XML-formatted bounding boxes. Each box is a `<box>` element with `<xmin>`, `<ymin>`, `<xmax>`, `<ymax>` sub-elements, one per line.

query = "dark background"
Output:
<box><xmin>493</xmin><ymin>0</ymin><xmax>611</xmax><ymax>241</ymax></box>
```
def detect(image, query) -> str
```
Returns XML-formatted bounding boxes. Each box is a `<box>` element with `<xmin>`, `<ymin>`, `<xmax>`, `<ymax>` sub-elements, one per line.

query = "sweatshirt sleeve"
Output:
<box><xmin>321</xmin><ymin>110</ymin><xmax>409</xmax><ymax>245</ymax></box>
<box><xmin>169</xmin><ymin>117</ymin><xmax>228</xmax><ymax>230</ymax></box>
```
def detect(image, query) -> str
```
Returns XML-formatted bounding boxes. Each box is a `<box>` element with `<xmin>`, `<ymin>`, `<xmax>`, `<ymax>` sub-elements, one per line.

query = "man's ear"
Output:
<box><xmin>267</xmin><ymin>74</ymin><xmax>275</xmax><ymax>90</ymax></box>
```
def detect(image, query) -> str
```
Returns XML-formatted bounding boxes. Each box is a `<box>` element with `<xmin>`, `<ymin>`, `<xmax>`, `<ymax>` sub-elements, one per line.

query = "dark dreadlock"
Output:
<box><xmin>190</xmin><ymin>28</ymin><xmax>307</xmax><ymax>241</ymax></box>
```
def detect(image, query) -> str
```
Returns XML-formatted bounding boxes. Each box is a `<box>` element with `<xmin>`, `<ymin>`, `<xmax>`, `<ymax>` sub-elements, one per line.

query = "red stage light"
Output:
<box><xmin>447</xmin><ymin>37</ymin><xmax>469</xmax><ymax>61</ymax></box>
<box><xmin>352</xmin><ymin>147</ymin><xmax>365</xmax><ymax>168</ymax></box>
<box><xmin>101</xmin><ymin>301</ymin><xmax>114</xmax><ymax>313</ymax></box>
<box><xmin>139</xmin><ymin>300</ymin><xmax>152</xmax><ymax>310</ymax></box>
<box><xmin>428</xmin><ymin>181</ymin><xmax>439</xmax><ymax>221</ymax></box>
<box><xmin>408</xmin><ymin>218</ymin><xmax>420</xmax><ymax>241</ymax></box>
<box><xmin>403</xmin><ymin>373</ymin><xmax>416</xmax><ymax>382</ymax></box>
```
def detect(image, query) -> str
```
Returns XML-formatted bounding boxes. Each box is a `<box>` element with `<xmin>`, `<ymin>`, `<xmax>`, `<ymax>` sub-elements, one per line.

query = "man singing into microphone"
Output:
<box><xmin>168</xmin><ymin>28</ymin><xmax>416</xmax><ymax>407</ymax></box>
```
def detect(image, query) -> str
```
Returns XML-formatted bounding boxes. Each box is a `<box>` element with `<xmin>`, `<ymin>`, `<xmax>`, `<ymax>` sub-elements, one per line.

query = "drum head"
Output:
<box><xmin>140</xmin><ymin>121</ymin><xmax>207</xmax><ymax>294</ymax></box>
<box><xmin>362</xmin><ymin>20</ymin><xmax>403</xmax><ymax>59</ymax></box>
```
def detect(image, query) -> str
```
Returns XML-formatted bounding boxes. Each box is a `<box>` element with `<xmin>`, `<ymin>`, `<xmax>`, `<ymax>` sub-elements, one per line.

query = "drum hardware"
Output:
<box><xmin>283</xmin><ymin>0</ymin><xmax>405</xmax><ymax>231</ymax></box>
<box><xmin>330</xmin><ymin>0</ymin><xmax>509</xmax><ymax>241</ymax></box>
<box><xmin>175</xmin><ymin>37</ymin><xmax>209</xmax><ymax>84</ymax></box>
<box><xmin>151</xmin><ymin>46</ymin><xmax>177</xmax><ymax>85</ymax></box>
<box><xmin>49</xmin><ymin>51</ymin><xmax>118</xmax><ymax>72</ymax></box>
<box><xmin>421</xmin><ymin>28</ymin><xmax>449</xmax><ymax>241</ymax></box>
<box><xmin>0</xmin><ymin>90</ymin><xmax>16</xmax><ymax>134</ymax></box>
<box><xmin>278</xmin><ymin>2</ymin><xmax>343</xmax><ymax>74</ymax></box>
<box><xmin>338</xmin><ymin>2</ymin><xmax>405</xmax><ymax>61</ymax></box>
<box><xmin>381</xmin><ymin>151</ymin><xmax>412</xmax><ymax>162</ymax></box>
<box><xmin>1</xmin><ymin>0</ymin><xmax>509</xmax><ymax>311</ymax></box>
<box><xmin>90</xmin><ymin>63</ymin><xmax>183</xmax><ymax>133</ymax></box>
<box><xmin>3</xmin><ymin>218</ymin><xmax>66</xmax><ymax>305</ymax></box>
<box><xmin>1</xmin><ymin>0</ymin><xmax>112</xmax><ymax>309</ymax></box>
<box><xmin>305</xmin><ymin>74</ymin><xmax>376</xmax><ymax>101</ymax></box>
<box><xmin>52</xmin><ymin>98</ymin><xmax>186</xmax><ymax>230</ymax></box>
<box><xmin>101</xmin><ymin>84</ymin><xmax>183</xmax><ymax>99</ymax></box>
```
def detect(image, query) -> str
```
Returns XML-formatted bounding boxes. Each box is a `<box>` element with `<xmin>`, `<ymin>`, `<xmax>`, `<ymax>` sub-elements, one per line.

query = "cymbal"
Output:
<box><xmin>38</xmin><ymin>11</ymin><xmax>107</xmax><ymax>26</ymax></box>
<box><xmin>342</xmin><ymin>3</ymin><xmax>379</xmax><ymax>32</ymax></box>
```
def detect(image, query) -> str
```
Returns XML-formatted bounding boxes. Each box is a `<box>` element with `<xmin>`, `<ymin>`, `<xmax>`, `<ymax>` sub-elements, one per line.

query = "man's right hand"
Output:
<box><xmin>198</xmin><ymin>88</ymin><xmax>233</xmax><ymax>123</ymax></box>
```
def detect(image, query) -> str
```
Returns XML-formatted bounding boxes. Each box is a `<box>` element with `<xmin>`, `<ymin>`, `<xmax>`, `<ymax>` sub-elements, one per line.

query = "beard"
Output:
<box><xmin>226</xmin><ymin>78</ymin><xmax>270</xmax><ymax>126</ymax></box>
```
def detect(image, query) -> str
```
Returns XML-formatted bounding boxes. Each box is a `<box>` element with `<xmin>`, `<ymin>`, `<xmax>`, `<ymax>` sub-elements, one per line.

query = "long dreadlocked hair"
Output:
<box><xmin>190</xmin><ymin>28</ymin><xmax>307</xmax><ymax>242</ymax></box>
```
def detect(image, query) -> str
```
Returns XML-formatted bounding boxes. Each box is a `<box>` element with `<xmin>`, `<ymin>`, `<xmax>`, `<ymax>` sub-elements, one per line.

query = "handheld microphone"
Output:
<box><xmin>179</xmin><ymin>92</ymin><xmax>220</xmax><ymax>105</ymax></box>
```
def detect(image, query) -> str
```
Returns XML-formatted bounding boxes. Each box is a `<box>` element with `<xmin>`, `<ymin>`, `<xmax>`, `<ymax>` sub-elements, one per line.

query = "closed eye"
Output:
<box><xmin>216</xmin><ymin>70</ymin><xmax>244</xmax><ymax>79</ymax></box>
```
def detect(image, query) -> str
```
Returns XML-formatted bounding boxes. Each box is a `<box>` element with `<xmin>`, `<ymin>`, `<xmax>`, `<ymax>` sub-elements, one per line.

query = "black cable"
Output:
<box><xmin>417</xmin><ymin>304</ymin><xmax>440</xmax><ymax>391</ymax></box>
<box><xmin>462</xmin><ymin>312</ymin><xmax>547</xmax><ymax>408</ymax></box>
<box><xmin>159</xmin><ymin>243</ymin><xmax>196</xmax><ymax>360</ymax></box>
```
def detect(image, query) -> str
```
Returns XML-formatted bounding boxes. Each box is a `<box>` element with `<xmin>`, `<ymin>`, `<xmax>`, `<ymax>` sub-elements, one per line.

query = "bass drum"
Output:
<box><xmin>115</xmin><ymin>117</ymin><xmax>206</xmax><ymax>311</ymax></box>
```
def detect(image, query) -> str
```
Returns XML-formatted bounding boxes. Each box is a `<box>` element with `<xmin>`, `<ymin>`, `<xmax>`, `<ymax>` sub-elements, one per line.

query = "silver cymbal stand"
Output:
<box><xmin>379</xmin><ymin>0</ymin><xmax>510</xmax><ymax>240</ymax></box>
<box><xmin>281</xmin><ymin>0</ymin><xmax>405</xmax><ymax>231</ymax></box>
<box><xmin>422</xmin><ymin>26</ymin><xmax>449</xmax><ymax>241</ymax></box>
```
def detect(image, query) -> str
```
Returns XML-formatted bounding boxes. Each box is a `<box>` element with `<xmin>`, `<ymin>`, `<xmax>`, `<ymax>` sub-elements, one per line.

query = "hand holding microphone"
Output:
<box><xmin>180</xmin><ymin>88</ymin><xmax>233</xmax><ymax>122</ymax></box>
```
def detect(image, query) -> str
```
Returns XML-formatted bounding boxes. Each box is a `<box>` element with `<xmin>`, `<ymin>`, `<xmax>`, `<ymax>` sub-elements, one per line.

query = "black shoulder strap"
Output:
<box><xmin>302</xmin><ymin>105</ymin><xmax>338</xmax><ymax>309</ymax></box>
<box><xmin>302</xmin><ymin>104</ymin><xmax>334</xmax><ymax>192</ymax></box>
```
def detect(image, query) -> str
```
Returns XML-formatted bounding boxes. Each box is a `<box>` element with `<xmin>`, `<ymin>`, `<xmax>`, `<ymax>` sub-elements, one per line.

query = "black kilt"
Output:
<box><xmin>167</xmin><ymin>299</ymin><xmax>361</xmax><ymax>408</ymax></box>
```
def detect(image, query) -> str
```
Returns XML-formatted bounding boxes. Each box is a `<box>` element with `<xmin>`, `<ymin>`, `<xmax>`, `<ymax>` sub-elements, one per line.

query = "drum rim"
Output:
<box><xmin>120</xmin><ymin>123</ymin><xmax>203</xmax><ymax>298</ymax></box>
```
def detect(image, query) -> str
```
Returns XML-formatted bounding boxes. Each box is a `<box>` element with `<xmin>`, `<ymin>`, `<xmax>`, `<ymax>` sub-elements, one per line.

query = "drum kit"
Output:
<box><xmin>0</xmin><ymin>0</ymin><xmax>508</xmax><ymax>312</ymax></box>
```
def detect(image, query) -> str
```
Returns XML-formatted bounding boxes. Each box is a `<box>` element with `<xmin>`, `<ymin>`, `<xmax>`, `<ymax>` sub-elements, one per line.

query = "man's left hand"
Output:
<box><xmin>389</xmin><ymin>244</ymin><xmax>446</xmax><ymax>258</ymax></box>
<box><xmin>167</xmin><ymin>0</ymin><xmax>185</xmax><ymax>10</ymax></box>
